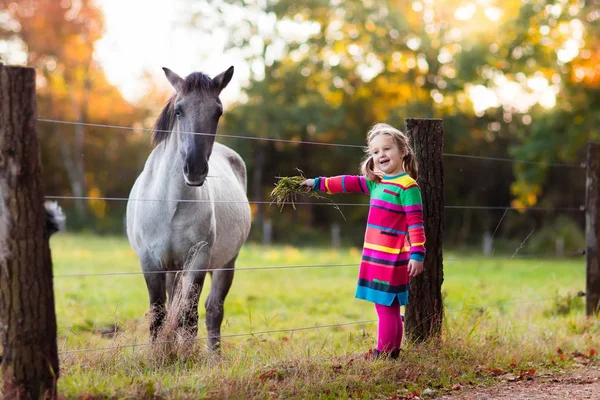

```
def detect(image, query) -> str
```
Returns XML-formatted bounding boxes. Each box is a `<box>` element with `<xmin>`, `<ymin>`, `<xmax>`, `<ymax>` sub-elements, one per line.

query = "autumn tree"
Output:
<box><xmin>0</xmin><ymin>0</ymin><xmax>153</xmax><ymax>230</ymax></box>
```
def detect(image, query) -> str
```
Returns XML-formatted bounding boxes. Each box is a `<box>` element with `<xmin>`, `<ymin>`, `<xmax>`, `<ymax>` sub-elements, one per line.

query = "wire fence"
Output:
<box><xmin>53</xmin><ymin>250</ymin><xmax>585</xmax><ymax>279</ymax></box>
<box><xmin>45</xmin><ymin>195</ymin><xmax>585</xmax><ymax>213</ymax></box>
<box><xmin>37</xmin><ymin>117</ymin><xmax>588</xmax><ymax>357</ymax></box>
<box><xmin>58</xmin><ymin>293</ymin><xmax>582</xmax><ymax>355</ymax></box>
<box><xmin>38</xmin><ymin>118</ymin><xmax>586</xmax><ymax>169</ymax></box>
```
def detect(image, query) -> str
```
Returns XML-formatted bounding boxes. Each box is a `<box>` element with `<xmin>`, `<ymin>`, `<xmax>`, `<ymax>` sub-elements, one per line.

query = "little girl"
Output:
<box><xmin>302</xmin><ymin>123</ymin><xmax>425</xmax><ymax>360</ymax></box>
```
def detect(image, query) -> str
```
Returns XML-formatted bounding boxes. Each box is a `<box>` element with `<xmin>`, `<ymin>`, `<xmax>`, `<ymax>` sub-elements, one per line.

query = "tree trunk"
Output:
<box><xmin>60</xmin><ymin>68</ymin><xmax>91</xmax><ymax>221</ymax></box>
<box><xmin>586</xmin><ymin>142</ymin><xmax>600</xmax><ymax>316</ymax></box>
<box><xmin>0</xmin><ymin>65</ymin><xmax>59</xmax><ymax>399</ymax></box>
<box><xmin>404</xmin><ymin>118</ymin><xmax>444</xmax><ymax>342</ymax></box>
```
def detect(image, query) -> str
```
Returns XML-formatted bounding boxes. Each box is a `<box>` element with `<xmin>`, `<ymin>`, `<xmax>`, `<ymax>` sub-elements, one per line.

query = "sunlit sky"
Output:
<box><xmin>93</xmin><ymin>0</ymin><xmax>587</xmax><ymax>115</ymax></box>
<box><xmin>94</xmin><ymin>0</ymin><xmax>249</xmax><ymax>106</ymax></box>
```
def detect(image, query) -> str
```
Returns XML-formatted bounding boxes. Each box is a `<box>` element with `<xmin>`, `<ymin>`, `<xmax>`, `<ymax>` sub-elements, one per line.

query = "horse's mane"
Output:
<box><xmin>151</xmin><ymin>72</ymin><xmax>217</xmax><ymax>147</ymax></box>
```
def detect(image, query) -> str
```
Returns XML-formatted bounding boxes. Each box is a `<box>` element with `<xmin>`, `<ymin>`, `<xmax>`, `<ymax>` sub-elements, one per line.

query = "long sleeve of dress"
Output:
<box><xmin>313</xmin><ymin>175</ymin><xmax>375</xmax><ymax>195</ymax></box>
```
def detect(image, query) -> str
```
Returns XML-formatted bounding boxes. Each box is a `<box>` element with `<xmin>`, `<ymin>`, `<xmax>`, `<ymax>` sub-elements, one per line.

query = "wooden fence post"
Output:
<box><xmin>404</xmin><ymin>118</ymin><xmax>444</xmax><ymax>341</ymax></box>
<box><xmin>0</xmin><ymin>64</ymin><xmax>59</xmax><ymax>398</ymax></box>
<box><xmin>586</xmin><ymin>142</ymin><xmax>600</xmax><ymax>317</ymax></box>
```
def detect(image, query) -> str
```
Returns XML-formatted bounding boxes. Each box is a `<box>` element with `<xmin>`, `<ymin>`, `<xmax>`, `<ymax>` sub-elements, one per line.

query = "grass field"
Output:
<box><xmin>48</xmin><ymin>233</ymin><xmax>598</xmax><ymax>399</ymax></box>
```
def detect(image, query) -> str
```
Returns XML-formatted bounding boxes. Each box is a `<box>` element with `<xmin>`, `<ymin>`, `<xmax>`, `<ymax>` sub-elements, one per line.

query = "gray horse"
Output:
<box><xmin>126</xmin><ymin>66</ymin><xmax>251</xmax><ymax>350</ymax></box>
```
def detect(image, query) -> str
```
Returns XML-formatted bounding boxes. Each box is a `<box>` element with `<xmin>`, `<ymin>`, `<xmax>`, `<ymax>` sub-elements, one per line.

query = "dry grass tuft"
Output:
<box><xmin>270</xmin><ymin>169</ymin><xmax>345</xmax><ymax>219</ymax></box>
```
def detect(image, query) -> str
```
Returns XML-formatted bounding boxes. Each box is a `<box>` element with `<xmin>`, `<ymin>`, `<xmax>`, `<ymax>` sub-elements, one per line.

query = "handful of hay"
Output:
<box><xmin>269</xmin><ymin>169</ymin><xmax>345</xmax><ymax>220</ymax></box>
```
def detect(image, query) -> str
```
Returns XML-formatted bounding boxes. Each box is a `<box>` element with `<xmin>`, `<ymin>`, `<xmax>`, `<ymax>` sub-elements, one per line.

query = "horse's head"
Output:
<box><xmin>161</xmin><ymin>66</ymin><xmax>234</xmax><ymax>186</ymax></box>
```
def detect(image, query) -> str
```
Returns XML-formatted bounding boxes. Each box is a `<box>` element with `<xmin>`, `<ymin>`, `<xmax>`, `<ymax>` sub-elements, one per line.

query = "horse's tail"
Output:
<box><xmin>45</xmin><ymin>201</ymin><xmax>66</xmax><ymax>235</ymax></box>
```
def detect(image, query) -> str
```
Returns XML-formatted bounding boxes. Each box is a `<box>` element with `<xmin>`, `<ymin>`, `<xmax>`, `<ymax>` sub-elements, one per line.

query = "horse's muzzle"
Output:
<box><xmin>184</xmin><ymin>173</ymin><xmax>207</xmax><ymax>187</ymax></box>
<box><xmin>183</xmin><ymin>163</ymin><xmax>208</xmax><ymax>186</ymax></box>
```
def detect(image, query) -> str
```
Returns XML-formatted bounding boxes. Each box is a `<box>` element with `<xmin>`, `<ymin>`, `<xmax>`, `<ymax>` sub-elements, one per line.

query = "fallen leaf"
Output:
<box><xmin>572</xmin><ymin>351</ymin><xmax>586</xmax><ymax>358</ymax></box>
<box><xmin>485</xmin><ymin>367</ymin><xmax>504</xmax><ymax>376</ymax></box>
<box><xmin>519</xmin><ymin>369</ymin><xmax>536</xmax><ymax>380</ymax></box>
<box><xmin>259</xmin><ymin>369</ymin><xmax>280</xmax><ymax>382</ymax></box>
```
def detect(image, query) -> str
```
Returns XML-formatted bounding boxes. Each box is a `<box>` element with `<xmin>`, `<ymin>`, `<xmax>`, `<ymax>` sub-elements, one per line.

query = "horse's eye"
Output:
<box><xmin>175</xmin><ymin>106</ymin><xmax>183</xmax><ymax>117</ymax></box>
<box><xmin>215</xmin><ymin>109</ymin><xmax>223</xmax><ymax>119</ymax></box>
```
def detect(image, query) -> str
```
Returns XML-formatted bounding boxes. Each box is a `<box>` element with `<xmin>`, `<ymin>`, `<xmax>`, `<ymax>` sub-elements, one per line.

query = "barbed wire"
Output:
<box><xmin>58</xmin><ymin>294</ymin><xmax>572</xmax><ymax>355</ymax></box>
<box><xmin>37</xmin><ymin>118</ymin><xmax>585</xmax><ymax>168</ymax></box>
<box><xmin>44</xmin><ymin>195</ymin><xmax>584</xmax><ymax>212</ymax></box>
<box><xmin>52</xmin><ymin>250</ymin><xmax>584</xmax><ymax>279</ymax></box>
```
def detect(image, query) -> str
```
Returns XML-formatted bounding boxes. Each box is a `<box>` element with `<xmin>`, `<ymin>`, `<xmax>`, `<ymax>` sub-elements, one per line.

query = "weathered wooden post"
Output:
<box><xmin>0</xmin><ymin>64</ymin><xmax>59</xmax><ymax>398</ymax></box>
<box><xmin>586</xmin><ymin>142</ymin><xmax>600</xmax><ymax>317</ymax></box>
<box><xmin>404</xmin><ymin>118</ymin><xmax>444</xmax><ymax>341</ymax></box>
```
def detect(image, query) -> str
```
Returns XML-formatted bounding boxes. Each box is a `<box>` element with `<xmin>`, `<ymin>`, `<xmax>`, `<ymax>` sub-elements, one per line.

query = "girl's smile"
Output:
<box><xmin>370</xmin><ymin>134</ymin><xmax>406</xmax><ymax>176</ymax></box>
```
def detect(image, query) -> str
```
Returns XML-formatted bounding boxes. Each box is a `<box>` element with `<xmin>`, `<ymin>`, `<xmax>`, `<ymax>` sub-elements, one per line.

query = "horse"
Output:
<box><xmin>126</xmin><ymin>66</ymin><xmax>251</xmax><ymax>350</ymax></box>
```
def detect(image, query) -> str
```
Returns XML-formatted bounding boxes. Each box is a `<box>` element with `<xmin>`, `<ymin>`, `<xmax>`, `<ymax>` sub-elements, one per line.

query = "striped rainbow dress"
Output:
<box><xmin>313</xmin><ymin>173</ymin><xmax>426</xmax><ymax>306</ymax></box>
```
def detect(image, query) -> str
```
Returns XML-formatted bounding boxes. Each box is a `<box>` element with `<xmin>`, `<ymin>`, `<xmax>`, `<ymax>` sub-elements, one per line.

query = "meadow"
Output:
<box><xmin>50</xmin><ymin>233</ymin><xmax>597</xmax><ymax>399</ymax></box>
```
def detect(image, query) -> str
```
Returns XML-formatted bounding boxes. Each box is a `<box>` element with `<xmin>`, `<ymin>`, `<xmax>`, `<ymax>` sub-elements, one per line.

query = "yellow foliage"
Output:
<box><xmin>87</xmin><ymin>187</ymin><xmax>106</xmax><ymax>219</ymax></box>
<box><xmin>510</xmin><ymin>181</ymin><xmax>541</xmax><ymax>212</ymax></box>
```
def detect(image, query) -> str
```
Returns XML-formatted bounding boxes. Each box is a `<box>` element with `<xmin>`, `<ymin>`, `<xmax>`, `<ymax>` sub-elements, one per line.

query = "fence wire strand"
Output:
<box><xmin>58</xmin><ymin>295</ymin><xmax>571</xmax><ymax>355</ymax></box>
<box><xmin>53</xmin><ymin>250</ymin><xmax>584</xmax><ymax>279</ymax></box>
<box><xmin>59</xmin><ymin>319</ymin><xmax>378</xmax><ymax>354</ymax></box>
<box><xmin>38</xmin><ymin>118</ymin><xmax>584</xmax><ymax>168</ymax></box>
<box><xmin>44</xmin><ymin>195</ymin><xmax>583</xmax><ymax>212</ymax></box>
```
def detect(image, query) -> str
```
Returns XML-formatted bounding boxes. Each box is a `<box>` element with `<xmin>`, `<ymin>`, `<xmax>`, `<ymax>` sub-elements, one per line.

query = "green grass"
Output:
<box><xmin>48</xmin><ymin>233</ymin><xmax>599</xmax><ymax>399</ymax></box>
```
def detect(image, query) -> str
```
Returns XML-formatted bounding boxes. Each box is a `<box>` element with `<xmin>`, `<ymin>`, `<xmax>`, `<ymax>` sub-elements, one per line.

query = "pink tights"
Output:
<box><xmin>375</xmin><ymin>301</ymin><xmax>403</xmax><ymax>352</ymax></box>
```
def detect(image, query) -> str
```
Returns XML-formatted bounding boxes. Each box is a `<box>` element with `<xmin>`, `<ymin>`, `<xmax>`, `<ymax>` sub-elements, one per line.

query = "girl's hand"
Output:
<box><xmin>301</xmin><ymin>179</ymin><xmax>315</xmax><ymax>191</ymax></box>
<box><xmin>408</xmin><ymin>259</ymin><xmax>424</xmax><ymax>277</ymax></box>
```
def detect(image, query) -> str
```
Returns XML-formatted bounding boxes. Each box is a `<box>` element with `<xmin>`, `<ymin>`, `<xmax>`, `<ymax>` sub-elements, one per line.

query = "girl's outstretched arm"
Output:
<box><xmin>302</xmin><ymin>175</ymin><xmax>375</xmax><ymax>195</ymax></box>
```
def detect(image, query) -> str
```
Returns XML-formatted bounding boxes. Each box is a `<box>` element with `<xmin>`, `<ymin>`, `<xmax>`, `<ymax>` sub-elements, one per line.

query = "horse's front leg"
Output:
<box><xmin>205</xmin><ymin>255</ymin><xmax>237</xmax><ymax>351</ymax></box>
<box><xmin>178</xmin><ymin>241</ymin><xmax>212</xmax><ymax>339</ymax></box>
<box><xmin>141</xmin><ymin>256</ymin><xmax>167</xmax><ymax>341</ymax></box>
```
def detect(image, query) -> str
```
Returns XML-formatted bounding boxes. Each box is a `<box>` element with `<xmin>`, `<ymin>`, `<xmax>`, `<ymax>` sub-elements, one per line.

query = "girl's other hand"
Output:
<box><xmin>301</xmin><ymin>179</ymin><xmax>315</xmax><ymax>191</ymax></box>
<box><xmin>408</xmin><ymin>259</ymin><xmax>424</xmax><ymax>277</ymax></box>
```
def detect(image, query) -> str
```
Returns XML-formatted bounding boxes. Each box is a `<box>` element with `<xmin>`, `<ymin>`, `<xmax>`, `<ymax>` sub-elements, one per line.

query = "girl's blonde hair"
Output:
<box><xmin>360</xmin><ymin>123</ymin><xmax>418</xmax><ymax>181</ymax></box>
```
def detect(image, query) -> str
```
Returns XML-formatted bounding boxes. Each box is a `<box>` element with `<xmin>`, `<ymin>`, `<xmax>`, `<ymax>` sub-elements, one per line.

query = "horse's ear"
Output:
<box><xmin>162</xmin><ymin>67</ymin><xmax>184</xmax><ymax>92</ymax></box>
<box><xmin>213</xmin><ymin>66</ymin><xmax>234</xmax><ymax>94</ymax></box>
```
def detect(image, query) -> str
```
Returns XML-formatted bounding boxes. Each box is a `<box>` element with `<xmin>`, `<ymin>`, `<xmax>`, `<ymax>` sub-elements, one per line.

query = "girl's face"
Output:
<box><xmin>370</xmin><ymin>134</ymin><xmax>406</xmax><ymax>176</ymax></box>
